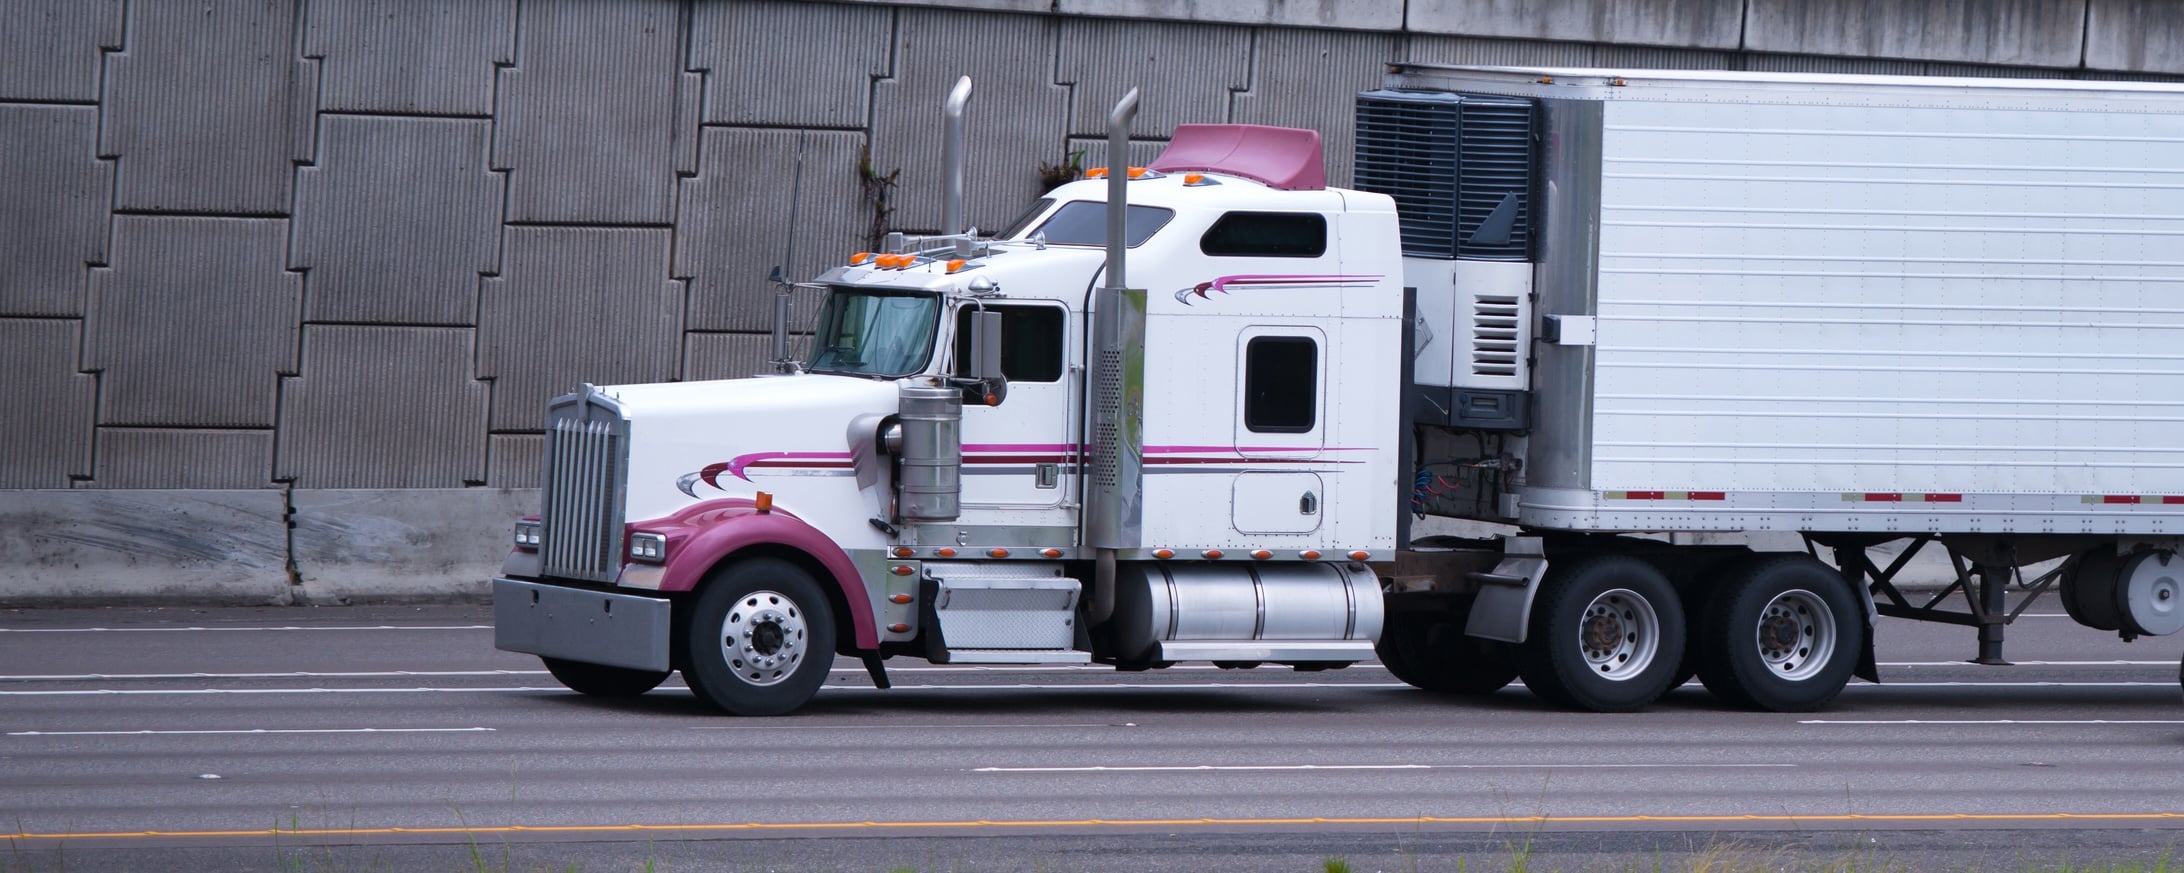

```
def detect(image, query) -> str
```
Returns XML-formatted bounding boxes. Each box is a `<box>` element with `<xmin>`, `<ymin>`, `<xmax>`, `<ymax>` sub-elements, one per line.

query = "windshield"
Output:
<box><xmin>1016</xmin><ymin>200</ymin><xmax>1175</xmax><ymax>247</ymax></box>
<box><xmin>804</xmin><ymin>287</ymin><xmax>942</xmax><ymax>377</ymax></box>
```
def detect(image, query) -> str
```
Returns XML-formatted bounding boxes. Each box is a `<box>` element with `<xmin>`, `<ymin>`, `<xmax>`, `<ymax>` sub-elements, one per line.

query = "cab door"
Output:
<box><xmin>955</xmin><ymin>302</ymin><xmax>1075</xmax><ymax>514</ymax></box>
<box><xmin>1232</xmin><ymin>326</ymin><xmax>1326</xmax><ymax>535</ymax></box>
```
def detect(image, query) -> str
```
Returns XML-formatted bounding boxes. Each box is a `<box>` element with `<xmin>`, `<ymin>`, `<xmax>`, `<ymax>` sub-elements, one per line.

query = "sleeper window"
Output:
<box><xmin>1243</xmin><ymin>336</ymin><xmax>1318</xmax><ymax>433</ymax></box>
<box><xmin>1200</xmin><ymin>212</ymin><xmax>1328</xmax><ymax>258</ymax></box>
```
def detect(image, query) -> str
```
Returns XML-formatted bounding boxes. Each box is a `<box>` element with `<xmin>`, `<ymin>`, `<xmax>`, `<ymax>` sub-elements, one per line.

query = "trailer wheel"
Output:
<box><xmin>1516</xmin><ymin>555</ymin><xmax>1686</xmax><ymax>712</ymax></box>
<box><xmin>1376</xmin><ymin>610</ymin><xmax>1518</xmax><ymax>694</ymax></box>
<box><xmin>681</xmin><ymin>557</ymin><xmax>836</xmax><ymax>716</ymax></box>
<box><xmin>540</xmin><ymin>657</ymin><xmax>671</xmax><ymax>697</ymax></box>
<box><xmin>1696</xmin><ymin>555</ymin><xmax>1862</xmax><ymax>712</ymax></box>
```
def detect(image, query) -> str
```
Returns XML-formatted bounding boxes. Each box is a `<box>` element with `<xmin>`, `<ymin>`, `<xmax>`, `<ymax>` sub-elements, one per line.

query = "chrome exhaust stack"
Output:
<box><xmin>1104</xmin><ymin>87</ymin><xmax>1138</xmax><ymax>289</ymax></box>
<box><xmin>942</xmin><ymin>75</ymin><xmax>972</xmax><ymax>236</ymax></box>
<box><xmin>1086</xmin><ymin>87</ymin><xmax>1143</xmax><ymax>626</ymax></box>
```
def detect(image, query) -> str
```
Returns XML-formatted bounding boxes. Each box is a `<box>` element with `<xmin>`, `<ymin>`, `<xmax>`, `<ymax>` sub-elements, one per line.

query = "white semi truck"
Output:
<box><xmin>494</xmin><ymin>66</ymin><xmax>2184</xmax><ymax>715</ymax></box>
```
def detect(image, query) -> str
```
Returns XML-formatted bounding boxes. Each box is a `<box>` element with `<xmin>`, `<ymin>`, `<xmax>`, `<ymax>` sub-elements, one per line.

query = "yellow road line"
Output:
<box><xmin>10</xmin><ymin>812</ymin><xmax>2184</xmax><ymax>841</ymax></box>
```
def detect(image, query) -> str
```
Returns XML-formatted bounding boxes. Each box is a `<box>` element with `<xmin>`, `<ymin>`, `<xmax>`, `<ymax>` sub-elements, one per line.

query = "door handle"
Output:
<box><xmin>1299</xmin><ymin>491</ymin><xmax>1319</xmax><ymax>515</ymax></box>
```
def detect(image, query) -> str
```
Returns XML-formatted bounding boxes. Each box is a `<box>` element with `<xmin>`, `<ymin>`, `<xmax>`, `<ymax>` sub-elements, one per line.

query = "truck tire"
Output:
<box><xmin>681</xmin><ymin>557</ymin><xmax>836</xmax><ymax>716</ymax></box>
<box><xmin>1695</xmin><ymin>554</ymin><xmax>1862</xmax><ymax>712</ymax></box>
<box><xmin>541</xmin><ymin>657</ymin><xmax>671</xmax><ymax>697</ymax></box>
<box><xmin>1376</xmin><ymin>611</ymin><xmax>1518</xmax><ymax>695</ymax></box>
<box><xmin>1516</xmin><ymin>555</ymin><xmax>1686</xmax><ymax>712</ymax></box>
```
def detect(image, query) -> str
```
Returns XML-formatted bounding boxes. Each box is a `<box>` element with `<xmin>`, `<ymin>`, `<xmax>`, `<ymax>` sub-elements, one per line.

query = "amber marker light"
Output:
<box><xmin>891</xmin><ymin>547</ymin><xmax>914</xmax><ymax>558</ymax></box>
<box><xmin>888</xmin><ymin>623</ymin><xmax>911</xmax><ymax>633</ymax></box>
<box><xmin>889</xmin><ymin>594</ymin><xmax>912</xmax><ymax>604</ymax></box>
<box><xmin>946</xmin><ymin>259</ymin><xmax>967</xmax><ymax>273</ymax></box>
<box><xmin>1183</xmin><ymin>173</ymin><xmax>1203</xmax><ymax>185</ymax></box>
<box><xmin>1040</xmin><ymin>548</ymin><xmax>1062</xmax><ymax>558</ymax></box>
<box><xmin>988</xmin><ymin>548</ymin><xmax>1010</xmax><ymax>558</ymax></box>
<box><xmin>1349</xmin><ymin>550</ymin><xmax>1371</xmax><ymax>561</ymax></box>
<box><xmin>1300</xmin><ymin>550</ymin><xmax>1322</xmax><ymax>560</ymax></box>
<box><xmin>850</xmin><ymin>252</ymin><xmax>872</xmax><ymax>265</ymax></box>
<box><xmin>889</xmin><ymin>565</ymin><xmax>914</xmax><ymax>576</ymax></box>
<box><xmin>1085</xmin><ymin>167</ymin><xmax>1108</xmax><ymax>178</ymax></box>
<box><xmin>1126</xmin><ymin>166</ymin><xmax>1147</xmax><ymax>179</ymax></box>
<box><xmin>1152</xmin><ymin>549</ymin><xmax>1174</xmax><ymax>560</ymax></box>
<box><xmin>936</xmin><ymin>547</ymin><xmax>957</xmax><ymax>558</ymax></box>
<box><xmin>1251</xmin><ymin>550</ymin><xmax>1272</xmax><ymax>560</ymax></box>
<box><xmin>753</xmin><ymin>491</ymin><xmax>773</xmax><ymax>514</ymax></box>
<box><xmin>1202</xmin><ymin>549</ymin><xmax>1224</xmax><ymax>560</ymax></box>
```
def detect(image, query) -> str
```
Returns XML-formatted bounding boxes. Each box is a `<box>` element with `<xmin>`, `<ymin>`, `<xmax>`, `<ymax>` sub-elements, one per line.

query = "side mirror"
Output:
<box><xmin>963</xmin><ymin>310</ymin><xmax>1008</xmax><ymax>406</ymax></box>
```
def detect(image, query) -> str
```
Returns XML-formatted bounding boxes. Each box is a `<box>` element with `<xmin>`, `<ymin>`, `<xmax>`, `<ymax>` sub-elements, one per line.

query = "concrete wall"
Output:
<box><xmin>3</xmin><ymin>0</ymin><xmax>2180</xmax><ymax>603</ymax></box>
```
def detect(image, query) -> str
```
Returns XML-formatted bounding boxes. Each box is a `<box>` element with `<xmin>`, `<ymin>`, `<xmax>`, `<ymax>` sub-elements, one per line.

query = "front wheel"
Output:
<box><xmin>1696</xmin><ymin>555</ymin><xmax>1863</xmax><ymax>712</ymax></box>
<box><xmin>1516</xmin><ymin>555</ymin><xmax>1686</xmax><ymax>712</ymax></box>
<box><xmin>541</xmin><ymin>657</ymin><xmax>670</xmax><ymax>697</ymax></box>
<box><xmin>681</xmin><ymin>557</ymin><xmax>837</xmax><ymax>716</ymax></box>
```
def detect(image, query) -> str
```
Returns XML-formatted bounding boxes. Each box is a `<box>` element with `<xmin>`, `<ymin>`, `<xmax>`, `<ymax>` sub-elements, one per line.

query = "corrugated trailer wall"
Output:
<box><xmin>1592</xmin><ymin>96</ymin><xmax>2184</xmax><ymax>503</ymax></box>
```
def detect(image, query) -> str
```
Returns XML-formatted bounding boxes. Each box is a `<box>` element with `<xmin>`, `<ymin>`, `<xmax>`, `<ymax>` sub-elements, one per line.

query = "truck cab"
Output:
<box><xmin>495</xmin><ymin>119</ymin><xmax>1403</xmax><ymax>716</ymax></box>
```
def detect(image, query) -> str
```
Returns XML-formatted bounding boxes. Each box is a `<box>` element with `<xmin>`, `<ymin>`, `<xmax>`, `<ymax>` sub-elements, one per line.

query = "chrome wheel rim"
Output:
<box><xmin>1755</xmin><ymin>589</ymin><xmax>1835</xmax><ymax>681</ymax></box>
<box><xmin>720</xmin><ymin>589</ymin><xmax>807</xmax><ymax>687</ymax></box>
<box><xmin>1579</xmin><ymin>588</ymin><xmax>1659</xmax><ymax>681</ymax></box>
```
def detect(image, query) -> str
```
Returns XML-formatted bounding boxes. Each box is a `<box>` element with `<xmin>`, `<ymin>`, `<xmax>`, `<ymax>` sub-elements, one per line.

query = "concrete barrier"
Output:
<box><xmin>0</xmin><ymin>488</ymin><xmax>536</xmax><ymax>606</ymax></box>
<box><xmin>290</xmin><ymin>488</ymin><xmax>537</xmax><ymax>605</ymax></box>
<box><xmin>0</xmin><ymin>490</ymin><xmax>290</xmax><ymax>606</ymax></box>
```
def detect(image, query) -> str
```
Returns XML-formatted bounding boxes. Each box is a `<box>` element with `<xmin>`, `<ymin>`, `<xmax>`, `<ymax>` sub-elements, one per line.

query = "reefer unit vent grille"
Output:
<box><xmin>1355</xmin><ymin>90</ymin><xmax>1535</xmax><ymax>261</ymax></box>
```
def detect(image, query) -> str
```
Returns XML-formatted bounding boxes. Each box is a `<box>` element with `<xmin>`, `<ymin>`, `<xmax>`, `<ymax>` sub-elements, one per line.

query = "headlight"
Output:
<box><xmin>512</xmin><ymin>520</ymin><xmax>542</xmax><ymax>550</ymax></box>
<box><xmin>628</xmin><ymin>532</ymin><xmax>668</xmax><ymax>563</ymax></box>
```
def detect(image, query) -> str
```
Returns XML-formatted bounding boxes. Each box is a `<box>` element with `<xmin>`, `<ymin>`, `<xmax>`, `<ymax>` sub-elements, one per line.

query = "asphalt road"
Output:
<box><xmin>3</xmin><ymin>601</ymin><xmax>2181</xmax><ymax>872</ymax></box>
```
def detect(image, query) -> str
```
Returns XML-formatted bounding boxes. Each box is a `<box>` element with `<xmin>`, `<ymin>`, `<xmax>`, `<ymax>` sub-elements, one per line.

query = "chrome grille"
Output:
<box><xmin>540</xmin><ymin>388</ymin><xmax>628</xmax><ymax>583</ymax></box>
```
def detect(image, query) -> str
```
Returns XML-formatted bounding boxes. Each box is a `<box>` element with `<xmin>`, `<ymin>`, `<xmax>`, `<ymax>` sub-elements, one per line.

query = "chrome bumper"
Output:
<box><xmin>493</xmin><ymin>578</ymin><xmax>673</xmax><ymax>672</ymax></box>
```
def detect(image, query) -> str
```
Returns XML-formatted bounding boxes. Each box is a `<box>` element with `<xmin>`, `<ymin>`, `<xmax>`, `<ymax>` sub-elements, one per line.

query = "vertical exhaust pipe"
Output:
<box><xmin>942</xmin><ymin>76</ymin><xmax>972</xmax><ymax>236</ymax></box>
<box><xmin>1105</xmin><ymin>87</ymin><xmax>1139</xmax><ymax>289</ymax></box>
<box><xmin>1089</xmin><ymin>86</ymin><xmax>1141</xmax><ymax>628</ymax></box>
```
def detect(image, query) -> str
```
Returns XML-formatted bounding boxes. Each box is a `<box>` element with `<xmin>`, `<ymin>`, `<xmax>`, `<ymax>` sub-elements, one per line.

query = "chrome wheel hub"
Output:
<box><xmin>1579</xmin><ymin>588</ymin><xmax>1659</xmax><ymax>681</ymax></box>
<box><xmin>720</xmin><ymin>590</ymin><xmax>807</xmax><ymax>687</ymax></box>
<box><xmin>1755</xmin><ymin>589</ymin><xmax>1835</xmax><ymax>681</ymax></box>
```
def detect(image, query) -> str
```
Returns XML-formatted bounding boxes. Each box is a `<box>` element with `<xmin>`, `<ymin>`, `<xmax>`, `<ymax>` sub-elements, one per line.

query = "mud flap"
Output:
<box><xmin>1463</xmin><ymin>536</ymin><xmax>1547</xmax><ymax>644</ymax></box>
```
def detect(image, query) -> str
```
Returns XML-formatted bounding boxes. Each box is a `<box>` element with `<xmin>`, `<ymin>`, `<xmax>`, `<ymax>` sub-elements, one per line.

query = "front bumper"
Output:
<box><xmin>493</xmin><ymin>578</ymin><xmax>673</xmax><ymax>672</ymax></box>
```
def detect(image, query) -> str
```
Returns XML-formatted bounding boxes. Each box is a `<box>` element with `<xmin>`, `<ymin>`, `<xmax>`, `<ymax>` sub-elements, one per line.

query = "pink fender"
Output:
<box><xmin>636</xmin><ymin>499</ymin><xmax>877</xmax><ymax>650</ymax></box>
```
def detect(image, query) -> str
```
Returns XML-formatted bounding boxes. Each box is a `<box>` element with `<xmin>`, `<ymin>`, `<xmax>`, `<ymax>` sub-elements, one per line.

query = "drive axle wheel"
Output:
<box><xmin>681</xmin><ymin>557</ymin><xmax>836</xmax><ymax>716</ymax></box>
<box><xmin>1696</xmin><ymin>554</ymin><xmax>1862</xmax><ymax>712</ymax></box>
<box><xmin>1377</xmin><ymin>609</ymin><xmax>1519</xmax><ymax>694</ymax></box>
<box><xmin>1517</xmin><ymin>555</ymin><xmax>1686</xmax><ymax>712</ymax></box>
<box><xmin>540</xmin><ymin>657</ymin><xmax>670</xmax><ymax>697</ymax></box>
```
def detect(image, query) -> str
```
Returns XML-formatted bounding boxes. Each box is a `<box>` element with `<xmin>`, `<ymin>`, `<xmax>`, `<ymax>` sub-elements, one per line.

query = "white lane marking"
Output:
<box><xmin>1</xmin><ymin>679</ymin><xmax>2173</xmax><ymax>698</ymax></box>
<box><xmin>1</xmin><ymin>670</ymin><xmax>548</xmax><ymax>681</ymax></box>
<box><xmin>1801</xmin><ymin>719</ymin><xmax>2184</xmax><ymax>725</ymax></box>
<box><xmin>0</xmin><ymin>687</ymin><xmax>563</xmax><ymax>696</ymax></box>
<box><xmin>0</xmin><ymin>625</ymin><xmax>489</xmax><ymax>633</ymax></box>
<box><xmin>694</xmin><ymin>722</ymin><xmax>1136</xmax><ymax>731</ymax></box>
<box><xmin>1856</xmin><ymin>681</ymin><xmax>2173</xmax><ymax>688</ymax></box>
<box><xmin>8</xmin><ymin>727</ymin><xmax>496</xmax><ymax>737</ymax></box>
<box><xmin>1879</xmin><ymin>660</ymin><xmax>2177</xmax><ymax>667</ymax></box>
<box><xmin>975</xmin><ymin>763</ymin><xmax>1798</xmax><ymax>773</ymax></box>
<box><xmin>0</xmin><ymin>682</ymin><xmax>1400</xmax><ymax>697</ymax></box>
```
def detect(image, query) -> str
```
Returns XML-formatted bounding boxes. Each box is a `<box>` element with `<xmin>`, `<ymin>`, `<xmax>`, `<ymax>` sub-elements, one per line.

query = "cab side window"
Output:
<box><xmin>954</xmin><ymin>304</ymin><xmax>1065</xmax><ymax>382</ymax></box>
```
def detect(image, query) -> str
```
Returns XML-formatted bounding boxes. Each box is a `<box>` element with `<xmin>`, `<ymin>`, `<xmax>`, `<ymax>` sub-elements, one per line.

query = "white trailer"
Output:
<box><xmin>1367</xmin><ymin>65</ymin><xmax>2184</xmax><ymax>711</ymax></box>
<box><xmin>492</xmin><ymin>67</ymin><xmax>2184</xmax><ymax>716</ymax></box>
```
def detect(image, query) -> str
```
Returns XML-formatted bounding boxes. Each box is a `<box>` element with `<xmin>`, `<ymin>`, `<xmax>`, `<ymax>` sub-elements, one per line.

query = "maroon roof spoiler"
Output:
<box><xmin>1147</xmin><ymin>124</ymin><xmax>1325</xmax><ymax>191</ymax></box>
